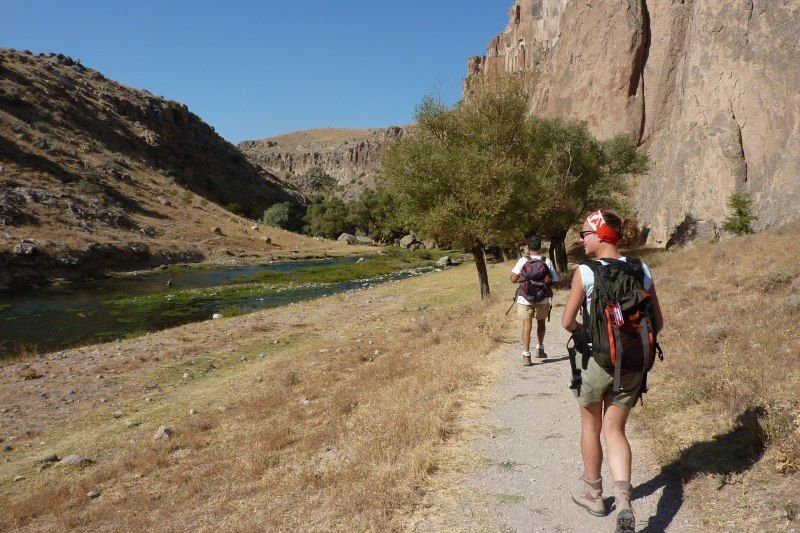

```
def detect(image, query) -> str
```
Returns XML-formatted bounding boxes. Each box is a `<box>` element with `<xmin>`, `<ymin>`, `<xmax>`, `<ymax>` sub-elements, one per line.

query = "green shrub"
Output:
<box><xmin>722</xmin><ymin>193</ymin><xmax>757</xmax><ymax>235</ymax></box>
<box><xmin>224</xmin><ymin>202</ymin><xmax>243</xmax><ymax>216</ymax></box>
<box><xmin>263</xmin><ymin>201</ymin><xmax>304</xmax><ymax>232</ymax></box>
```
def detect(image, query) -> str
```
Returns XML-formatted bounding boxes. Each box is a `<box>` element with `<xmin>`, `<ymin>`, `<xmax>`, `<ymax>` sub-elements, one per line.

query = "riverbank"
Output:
<box><xmin>0</xmin><ymin>219</ymin><xmax>376</xmax><ymax>293</ymax></box>
<box><xmin>0</xmin><ymin>249</ymin><xmax>454</xmax><ymax>356</ymax></box>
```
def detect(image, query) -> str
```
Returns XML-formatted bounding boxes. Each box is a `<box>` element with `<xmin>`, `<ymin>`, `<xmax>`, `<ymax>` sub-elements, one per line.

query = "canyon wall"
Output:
<box><xmin>239</xmin><ymin>127</ymin><xmax>409</xmax><ymax>200</ymax></box>
<box><xmin>469</xmin><ymin>0</ymin><xmax>800</xmax><ymax>244</ymax></box>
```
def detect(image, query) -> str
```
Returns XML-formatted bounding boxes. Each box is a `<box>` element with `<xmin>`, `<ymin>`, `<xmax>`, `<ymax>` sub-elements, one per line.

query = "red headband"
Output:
<box><xmin>586</xmin><ymin>210</ymin><xmax>619</xmax><ymax>245</ymax></box>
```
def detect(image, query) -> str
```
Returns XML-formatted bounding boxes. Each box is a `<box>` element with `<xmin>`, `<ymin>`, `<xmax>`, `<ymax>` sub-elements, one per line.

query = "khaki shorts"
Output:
<box><xmin>576</xmin><ymin>357</ymin><xmax>644</xmax><ymax>411</ymax></box>
<box><xmin>516</xmin><ymin>302</ymin><xmax>550</xmax><ymax>321</ymax></box>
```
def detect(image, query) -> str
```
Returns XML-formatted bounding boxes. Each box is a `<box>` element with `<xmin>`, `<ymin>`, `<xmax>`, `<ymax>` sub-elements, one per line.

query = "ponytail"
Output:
<box><xmin>601</xmin><ymin>210</ymin><xmax>640</xmax><ymax>248</ymax></box>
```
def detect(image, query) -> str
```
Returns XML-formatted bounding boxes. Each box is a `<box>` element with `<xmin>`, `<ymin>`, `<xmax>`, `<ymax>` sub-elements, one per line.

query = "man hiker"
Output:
<box><xmin>510</xmin><ymin>237</ymin><xmax>558</xmax><ymax>366</ymax></box>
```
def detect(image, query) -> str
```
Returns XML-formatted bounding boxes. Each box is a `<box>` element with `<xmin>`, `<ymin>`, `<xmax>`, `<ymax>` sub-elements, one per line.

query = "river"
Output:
<box><xmin>0</xmin><ymin>256</ymin><xmax>434</xmax><ymax>356</ymax></box>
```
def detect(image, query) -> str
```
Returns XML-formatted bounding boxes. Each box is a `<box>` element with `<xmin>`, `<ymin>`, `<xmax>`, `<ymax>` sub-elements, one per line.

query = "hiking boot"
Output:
<box><xmin>522</xmin><ymin>351</ymin><xmax>533</xmax><ymax>366</ymax></box>
<box><xmin>613</xmin><ymin>481</ymin><xmax>635</xmax><ymax>533</ymax></box>
<box><xmin>572</xmin><ymin>475</ymin><xmax>606</xmax><ymax>517</ymax></box>
<box><xmin>537</xmin><ymin>347</ymin><xmax>547</xmax><ymax>359</ymax></box>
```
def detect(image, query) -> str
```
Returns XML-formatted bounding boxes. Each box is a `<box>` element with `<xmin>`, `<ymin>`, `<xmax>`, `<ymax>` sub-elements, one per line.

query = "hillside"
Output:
<box><xmin>0</xmin><ymin>49</ymin><xmax>354</xmax><ymax>289</ymax></box>
<box><xmin>468</xmin><ymin>0</ymin><xmax>800</xmax><ymax>245</ymax></box>
<box><xmin>239</xmin><ymin>126</ymin><xmax>409</xmax><ymax>200</ymax></box>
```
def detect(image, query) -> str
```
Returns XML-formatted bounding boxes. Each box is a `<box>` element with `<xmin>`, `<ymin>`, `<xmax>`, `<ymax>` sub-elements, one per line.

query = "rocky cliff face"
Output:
<box><xmin>469</xmin><ymin>0</ymin><xmax>800</xmax><ymax>244</ymax></box>
<box><xmin>239</xmin><ymin>127</ymin><xmax>409</xmax><ymax>200</ymax></box>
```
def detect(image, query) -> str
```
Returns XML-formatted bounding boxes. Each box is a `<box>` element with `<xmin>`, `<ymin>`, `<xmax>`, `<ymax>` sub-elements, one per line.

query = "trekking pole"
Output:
<box><xmin>504</xmin><ymin>298</ymin><xmax>516</xmax><ymax>316</ymax></box>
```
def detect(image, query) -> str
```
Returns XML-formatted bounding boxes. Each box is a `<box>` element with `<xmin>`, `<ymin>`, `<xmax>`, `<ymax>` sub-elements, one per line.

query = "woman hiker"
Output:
<box><xmin>510</xmin><ymin>237</ymin><xmax>558</xmax><ymax>366</ymax></box>
<box><xmin>561</xmin><ymin>210</ymin><xmax>664</xmax><ymax>533</ymax></box>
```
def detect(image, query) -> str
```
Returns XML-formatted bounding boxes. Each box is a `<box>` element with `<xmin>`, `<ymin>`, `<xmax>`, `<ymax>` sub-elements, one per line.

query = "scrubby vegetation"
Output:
<box><xmin>637</xmin><ymin>221</ymin><xmax>800</xmax><ymax>530</ymax></box>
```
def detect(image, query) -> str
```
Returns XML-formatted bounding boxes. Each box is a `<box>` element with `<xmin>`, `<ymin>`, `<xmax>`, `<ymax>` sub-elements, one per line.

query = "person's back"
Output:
<box><xmin>510</xmin><ymin>237</ymin><xmax>558</xmax><ymax>366</ymax></box>
<box><xmin>561</xmin><ymin>210</ymin><xmax>664</xmax><ymax>533</ymax></box>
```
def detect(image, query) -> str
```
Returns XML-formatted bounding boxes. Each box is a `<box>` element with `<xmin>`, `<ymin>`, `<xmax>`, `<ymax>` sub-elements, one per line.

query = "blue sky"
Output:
<box><xmin>2</xmin><ymin>1</ymin><xmax>508</xmax><ymax>143</ymax></box>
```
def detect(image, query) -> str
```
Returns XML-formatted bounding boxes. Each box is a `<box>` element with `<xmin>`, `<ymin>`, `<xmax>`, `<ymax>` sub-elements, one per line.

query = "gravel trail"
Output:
<box><xmin>418</xmin><ymin>302</ymin><xmax>697</xmax><ymax>532</ymax></box>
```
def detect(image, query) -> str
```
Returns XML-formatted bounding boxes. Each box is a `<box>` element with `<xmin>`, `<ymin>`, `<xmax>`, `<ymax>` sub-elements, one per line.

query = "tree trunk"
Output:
<box><xmin>472</xmin><ymin>241</ymin><xmax>491</xmax><ymax>299</ymax></box>
<box><xmin>549</xmin><ymin>231</ymin><xmax>569</xmax><ymax>275</ymax></box>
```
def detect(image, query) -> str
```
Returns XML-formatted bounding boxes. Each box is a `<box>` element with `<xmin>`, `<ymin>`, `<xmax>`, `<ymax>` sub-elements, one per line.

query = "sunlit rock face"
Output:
<box><xmin>468</xmin><ymin>1</ymin><xmax>800</xmax><ymax>245</ymax></box>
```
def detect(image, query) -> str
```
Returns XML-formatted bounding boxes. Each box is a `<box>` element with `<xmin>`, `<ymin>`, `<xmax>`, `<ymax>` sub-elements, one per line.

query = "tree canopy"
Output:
<box><xmin>379</xmin><ymin>74</ymin><xmax>648</xmax><ymax>296</ymax></box>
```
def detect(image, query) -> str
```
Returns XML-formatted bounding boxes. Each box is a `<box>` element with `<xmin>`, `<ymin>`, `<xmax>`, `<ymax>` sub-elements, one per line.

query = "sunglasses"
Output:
<box><xmin>579</xmin><ymin>230</ymin><xmax>595</xmax><ymax>240</ymax></box>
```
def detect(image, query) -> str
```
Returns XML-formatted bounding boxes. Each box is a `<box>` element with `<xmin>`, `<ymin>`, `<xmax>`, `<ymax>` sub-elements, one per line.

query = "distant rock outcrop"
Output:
<box><xmin>239</xmin><ymin>127</ymin><xmax>410</xmax><ymax>200</ymax></box>
<box><xmin>468</xmin><ymin>1</ymin><xmax>800</xmax><ymax>245</ymax></box>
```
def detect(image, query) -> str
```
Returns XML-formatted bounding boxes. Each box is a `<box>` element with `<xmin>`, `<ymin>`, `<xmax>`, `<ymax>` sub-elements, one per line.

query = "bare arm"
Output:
<box><xmin>561</xmin><ymin>268</ymin><xmax>585</xmax><ymax>332</ymax></box>
<box><xmin>510</xmin><ymin>273</ymin><xmax>523</xmax><ymax>283</ymax></box>
<box><xmin>650</xmin><ymin>283</ymin><xmax>664</xmax><ymax>334</ymax></box>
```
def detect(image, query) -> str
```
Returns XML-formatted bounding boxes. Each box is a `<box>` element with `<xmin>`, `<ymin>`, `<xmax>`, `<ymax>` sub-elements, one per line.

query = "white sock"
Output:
<box><xmin>536</xmin><ymin>344</ymin><xmax>544</xmax><ymax>350</ymax></box>
<box><xmin>522</xmin><ymin>350</ymin><xmax>531</xmax><ymax>355</ymax></box>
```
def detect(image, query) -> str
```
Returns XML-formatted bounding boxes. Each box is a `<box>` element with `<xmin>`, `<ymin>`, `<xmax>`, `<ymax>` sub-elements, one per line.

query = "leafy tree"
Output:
<box><xmin>380</xmin><ymin>73</ymin><xmax>648</xmax><ymax>295</ymax></box>
<box><xmin>519</xmin><ymin>121</ymin><xmax>647</xmax><ymax>273</ymax></box>
<box><xmin>722</xmin><ymin>193</ymin><xmax>757</xmax><ymax>235</ymax></box>
<box><xmin>303</xmin><ymin>196</ymin><xmax>352</xmax><ymax>238</ymax></box>
<box><xmin>262</xmin><ymin>201</ymin><xmax>304</xmax><ymax>232</ymax></box>
<box><xmin>346</xmin><ymin>189</ymin><xmax>405</xmax><ymax>242</ymax></box>
<box><xmin>380</xmin><ymin>75</ymin><xmax>533</xmax><ymax>298</ymax></box>
<box><xmin>306</xmin><ymin>167</ymin><xmax>338</xmax><ymax>193</ymax></box>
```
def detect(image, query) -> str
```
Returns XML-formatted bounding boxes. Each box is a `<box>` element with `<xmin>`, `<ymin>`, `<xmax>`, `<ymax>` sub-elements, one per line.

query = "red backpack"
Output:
<box><xmin>516</xmin><ymin>258</ymin><xmax>553</xmax><ymax>304</ymax></box>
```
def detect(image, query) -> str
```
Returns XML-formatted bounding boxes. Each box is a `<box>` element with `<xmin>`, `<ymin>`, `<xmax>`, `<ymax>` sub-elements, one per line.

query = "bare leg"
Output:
<box><xmin>602</xmin><ymin>403</ymin><xmax>632</xmax><ymax>482</ymax></box>
<box><xmin>579</xmin><ymin>402</ymin><xmax>604</xmax><ymax>480</ymax></box>
<box><xmin>521</xmin><ymin>317</ymin><xmax>532</xmax><ymax>352</ymax></box>
<box><xmin>536</xmin><ymin>319</ymin><xmax>546</xmax><ymax>346</ymax></box>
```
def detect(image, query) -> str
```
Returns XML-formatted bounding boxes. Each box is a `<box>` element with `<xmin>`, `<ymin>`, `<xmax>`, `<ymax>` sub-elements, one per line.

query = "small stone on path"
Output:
<box><xmin>87</xmin><ymin>490</ymin><xmax>100</xmax><ymax>499</ymax></box>
<box><xmin>212</xmin><ymin>313</ymin><xmax>222</xmax><ymax>320</ymax></box>
<box><xmin>125</xmin><ymin>420</ymin><xmax>139</xmax><ymax>428</ymax></box>
<box><xmin>14</xmin><ymin>475</ymin><xmax>24</xmax><ymax>482</ymax></box>
<box><xmin>36</xmin><ymin>453</ymin><xmax>59</xmax><ymax>464</ymax></box>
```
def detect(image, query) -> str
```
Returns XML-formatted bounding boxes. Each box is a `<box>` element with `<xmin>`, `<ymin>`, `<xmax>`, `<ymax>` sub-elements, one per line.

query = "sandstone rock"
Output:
<box><xmin>57</xmin><ymin>454</ymin><xmax>92</xmax><ymax>467</ymax></box>
<box><xmin>264</xmin><ymin>236</ymin><xmax>272</xmax><ymax>244</ymax></box>
<box><xmin>436</xmin><ymin>256</ymin><xmax>452</xmax><ymax>267</ymax></box>
<box><xmin>125</xmin><ymin>420</ymin><xmax>139</xmax><ymax>428</ymax></box>
<box><xmin>238</xmin><ymin>127</ymin><xmax>410</xmax><ymax>201</ymax></box>
<box><xmin>408</xmin><ymin>243</ymin><xmax>421</xmax><ymax>251</ymax></box>
<box><xmin>469</xmin><ymin>1</ymin><xmax>800</xmax><ymax>245</ymax></box>
<box><xmin>212</xmin><ymin>226</ymin><xmax>223</xmax><ymax>236</ymax></box>
<box><xmin>399</xmin><ymin>233</ymin><xmax>419</xmax><ymax>249</ymax></box>
<box><xmin>87</xmin><ymin>490</ymin><xmax>100</xmax><ymax>499</ymax></box>
<box><xmin>356</xmin><ymin>235</ymin><xmax>375</xmax><ymax>246</ymax></box>
<box><xmin>153</xmin><ymin>426</ymin><xmax>172</xmax><ymax>441</ymax></box>
<box><xmin>212</xmin><ymin>313</ymin><xmax>222</xmax><ymax>320</ymax></box>
<box><xmin>338</xmin><ymin>233</ymin><xmax>358</xmax><ymax>245</ymax></box>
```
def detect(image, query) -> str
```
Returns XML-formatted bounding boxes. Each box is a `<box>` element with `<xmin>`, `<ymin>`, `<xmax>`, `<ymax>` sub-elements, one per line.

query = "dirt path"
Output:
<box><xmin>417</xmin><ymin>300</ymin><xmax>698</xmax><ymax>532</ymax></box>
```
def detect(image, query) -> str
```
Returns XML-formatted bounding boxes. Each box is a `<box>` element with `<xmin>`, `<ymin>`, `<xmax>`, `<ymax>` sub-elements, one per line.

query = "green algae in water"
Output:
<box><xmin>232</xmin><ymin>249</ymin><xmax>448</xmax><ymax>285</ymax></box>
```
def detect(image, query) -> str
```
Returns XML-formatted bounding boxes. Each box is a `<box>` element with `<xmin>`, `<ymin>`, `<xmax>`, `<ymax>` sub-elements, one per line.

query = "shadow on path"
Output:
<box><xmin>635</xmin><ymin>407</ymin><xmax>767</xmax><ymax>532</ymax></box>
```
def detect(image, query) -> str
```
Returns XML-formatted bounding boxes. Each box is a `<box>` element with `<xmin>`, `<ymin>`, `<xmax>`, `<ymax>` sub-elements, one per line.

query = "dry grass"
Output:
<box><xmin>0</xmin><ymin>261</ymin><xmax>508</xmax><ymax>531</ymax></box>
<box><xmin>636</xmin><ymin>222</ymin><xmax>800</xmax><ymax>531</ymax></box>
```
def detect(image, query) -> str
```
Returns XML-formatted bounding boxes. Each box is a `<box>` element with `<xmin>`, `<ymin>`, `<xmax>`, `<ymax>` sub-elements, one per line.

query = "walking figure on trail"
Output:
<box><xmin>561</xmin><ymin>210</ymin><xmax>664</xmax><ymax>533</ymax></box>
<box><xmin>510</xmin><ymin>237</ymin><xmax>558</xmax><ymax>366</ymax></box>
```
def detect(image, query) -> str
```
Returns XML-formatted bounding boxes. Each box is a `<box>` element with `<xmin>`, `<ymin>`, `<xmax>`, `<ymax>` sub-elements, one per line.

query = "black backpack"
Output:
<box><xmin>572</xmin><ymin>258</ymin><xmax>662</xmax><ymax>402</ymax></box>
<box><xmin>516</xmin><ymin>258</ymin><xmax>553</xmax><ymax>304</ymax></box>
